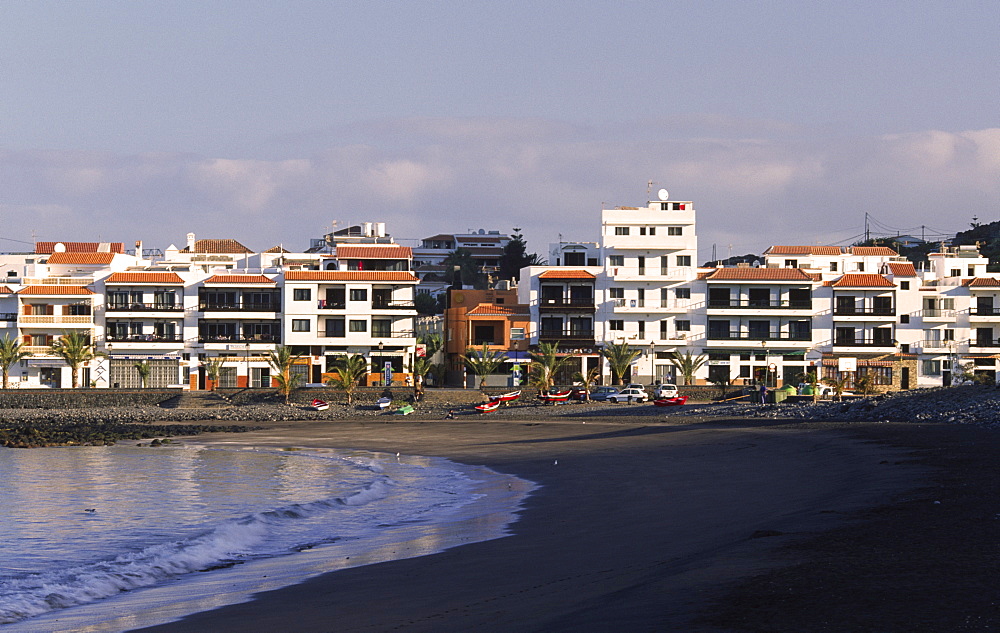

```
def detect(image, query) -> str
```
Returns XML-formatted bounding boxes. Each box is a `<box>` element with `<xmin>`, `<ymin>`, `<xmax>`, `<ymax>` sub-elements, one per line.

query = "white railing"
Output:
<box><xmin>19</xmin><ymin>315</ymin><xmax>94</xmax><ymax>324</ymax></box>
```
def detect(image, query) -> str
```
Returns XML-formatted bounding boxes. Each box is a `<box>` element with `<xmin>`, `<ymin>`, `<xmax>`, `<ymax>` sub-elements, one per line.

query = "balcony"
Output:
<box><xmin>198</xmin><ymin>334</ymin><xmax>281</xmax><ymax>344</ymax></box>
<box><xmin>371</xmin><ymin>300</ymin><xmax>416</xmax><ymax>310</ymax></box>
<box><xmin>106</xmin><ymin>334</ymin><xmax>184</xmax><ymax>343</ymax></box>
<box><xmin>919</xmin><ymin>309</ymin><xmax>958</xmax><ymax>321</ymax></box>
<box><xmin>708</xmin><ymin>300</ymin><xmax>812</xmax><ymax>310</ymax></box>
<box><xmin>19</xmin><ymin>315</ymin><xmax>93</xmax><ymax>325</ymax></box>
<box><xmin>106</xmin><ymin>302</ymin><xmax>184</xmax><ymax>312</ymax></box>
<box><xmin>613</xmin><ymin>299</ymin><xmax>699</xmax><ymax>312</ymax></box>
<box><xmin>919</xmin><ymin>339</ymin><xmax>957</xmax><ymax>350</ymax></box>
<box><xmin>707</xmin><ymin>330</ymin><xmax>812</xmax><ymax>342</ymax></box>
<box><xmin>832</xmin><ymin>338</ymin><xmax>896</xmax><ymax>348</ymax></box>
<box><xmin>317</xmin><ymin>300</ymin><xmax>347</xmax><ymax>310</ymax></box>
<box><xmin>539</xmin><ymin>298</ymin><xmax>595</xmax><ymax>311</ymax></box>
<box><xmin>606</xmin><ymin>267</ymin><xmax>695</xmax><ymax>282</ymax></box>
<box><xmin>371</xmin><ymin>330</ymin><xmax>416</xmax><ymax>338</ymax></box>
<box><xmin>538</xmin><ymin>329</ymin><xmax>595</xmax><ymax>345</ymax></box>
<box><xmin>833</xmin><ymin>307</ymin><xmax>895</xmax><ymax>316</ymax></box>
<box><xmin>199</xmin><ymin>301</ymin><xmax>281</xmax><ymax>312</ymax></box>
<box><xmin>0</xmin><ymin>312</ymin><xmax>17</xmax><ymax>321</ymax></box>
<box><xmin>970</xmin><ymin>307</ymin><xmax>1000</xmax><ymax>318</ymax></box>
<box><xmin>969</xmin><ymin>339</ymin><xmax>1000</xmax><ymax>348</ymax></box>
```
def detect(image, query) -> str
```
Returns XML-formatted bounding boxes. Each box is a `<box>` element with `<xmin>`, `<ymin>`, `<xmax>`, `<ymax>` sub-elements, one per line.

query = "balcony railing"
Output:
<box><xmin>971</xmin><ymin>307</ymin><xmax>1000</xmax><ymax>316</ymax></box>
<box><xmin>372</xmin><ymin>300</ymin><xmax>416</xmax><ymax>310</ymax></box>
<box><xmin>371</xmin><ymin>330</ymin><xmax>415</xmax><ymax>338</ymax></box>
<box><xmin>539</xmin><ymin>329</ymin><xmax>595</xmax><ymax>341</ymax></box>
<box><xmin>19</xmin><ymin>315</ymin><xmax>93</xmax><ymax>324</ymax></box>
<box><xmin>832</xmin><ymin>338</ymin><xmax>896</xmax><ymax>347</ymax></box>
<box><xmin>970</xmin><ymin>339</ymin><xmax>1000</xmax><ymax>348</ymax></box>
<box><xmin>539</xmin><ymin>298</ymin><xmax>595</xmax><ymax>309</ymax></box>
<box><xmin>198</xmin><ymin>334</ymin><xmax>281</xmax><ymax>343</ymax></box>
<box><xmin>920</xmin><ymin>339</ymin><xmax>957</xmax><ymax>349</ymax></box>
<box><xmin>0</xmin><ymin>313</ymin><xmax>17</xmax><ymax>321</ymax></box>
<box><xmin>833</xmin><ymin>307</ymin><xmax>895</xmax><ymax>316</ymax></box>
<box><xmin>199</xmin><ymin>302</ymin><xmax>280</xmax><ymax>312</ymax></box>
<box><xmin>317</xmin><ymin>300</ymin><xmax>346</xmax><ymax>310</ymax></box>
<box><xmin>613</xmin><ymin>299</ymin><xmax>698</xmax><ymax>310</ymax></box>
<box><xmin>106</xmin><ymin>334</ymin><xmax>184</xmax><ymax>343</ymax></box>
<box><xmin>106</xmin><ymin>303</ymin><xmax>183</xmax><ymax>312</ymax></box>
<box><xmin>708</xmin><ymin>300</ymin><xmax>812</xmax><ymax>309</ymax></box>
<box><xmin>707</xmin><ymin>330</ymin><xmax>812</xmax><ymax>341</ymax></box>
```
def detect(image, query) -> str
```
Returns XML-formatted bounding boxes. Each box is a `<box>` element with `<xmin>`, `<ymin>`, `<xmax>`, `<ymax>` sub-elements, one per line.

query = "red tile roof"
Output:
<box><xmin>963</xmin><ymin>277</ymin><xmax>1000</xmax><ymax>287</ymax></box>
<box><xmin>829</xmin><ymin>274</ymin><xmax>895</xmax><ymax>288</ymax></box>
<box><xmin>538</xmin><ymin>270</ymin><xmax>596</xmax><ymax>280</ymax></box>
<box><xmin>766</xmin><ymin>245</ymin><xmax>842</xmax><ymax>256</ymax></box>
<box><xmin>334</xmin><ymin>245</ymin><xmax>413</xmax><ymax>259</ymax></box>
<box><xmin>203</xmin><ymin>275</ymin><xmax>275</xmax><ymax>284</ymax></box>
<box><xmin>849</xmin><ymin>246</ymin><xmax>899</xmax><ymax>256</ymax></box>
<box><xmin>284</xmin><ymin>271</ymin><xmax>419</xmax><ymax>282</ymax></box>
<box><xmin>467</xmin><ymin>304</ymin><xmax>529</xmax><ymax>316</ymax></box>
<box><xmin>0</xmin><ymin>286</ymin><xmax>12</xmax><ymax>294</ymax></box>
<box><xmin>18</xmin><ymin>285</ymin><xmax>94</xmax><ymax>295</ymax></box>
<box><xmin>105</xmin><ymin>272</ymin><xmax>185</xmax><ymax>284</ymax></box>
<box><xmin>703</xmin><ymin>267</ymin><xmax>817</xmax><ymax>281</ymax></box>
<box><xmin>35</xmin><ymin>242</ymin><xmax>124</xmax><ymax>254</ymax></box>
<box><xmin>264</xmin><ymin>246</ymin><xmax>290</xmax><ymax>253</ymax></box>
<box><xmin>886</xmin><ymin>262</ymin><xmax>918</xmax><ymax>277</ymax></box>
<box><xmin>182</xmin><ymin>239</ymin><xmax>253</xmax><ymax>254</ymax></box>
<box><xmin>46</xmin><ymin>252</ymin><xmax>116</xmax><ymax>265</ymax></box>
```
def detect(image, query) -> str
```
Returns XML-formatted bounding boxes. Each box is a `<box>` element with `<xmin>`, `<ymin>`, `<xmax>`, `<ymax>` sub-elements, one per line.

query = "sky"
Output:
<box><xmin>1</xmin><ymin>1</ymin><xmax>998</xmax><ymax>262</ymax></box>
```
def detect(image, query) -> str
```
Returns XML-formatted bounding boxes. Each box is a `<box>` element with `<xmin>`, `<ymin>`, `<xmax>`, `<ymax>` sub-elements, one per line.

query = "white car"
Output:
<box><xmin>654</xmin><ymin>384</ymin><xmax>678</xmax><ymax>399</ymax></box>
<box><xmin>608</xmin><ymin>387</ymin><xmax>649</xmax><ymax>403</ymax></box>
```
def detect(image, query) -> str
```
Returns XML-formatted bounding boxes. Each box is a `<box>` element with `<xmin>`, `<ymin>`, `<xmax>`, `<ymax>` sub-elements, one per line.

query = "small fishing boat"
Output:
<box><xmin>495</xmin><ymin>390</ymin><xmax>521</xmax><ymax>404</ymax></box>
<box><xmin>310</xmin><ymin>398</ymin><xmax>330</xmax><ymax>411</ymax></box>
<box><xmin>474</xmin><ymin>399</ymin><xmax>502</xmax><ymax>413</ymax></box>
<box><xmin>653</xmin><ymin>396</ymin><xmax>688</xmax><ymax>407</ymax></box>
<box><xmin>377</xmin><ymin>396</ymin><xmax>392</xmax><ymax>410</ymax></box>
<box><xmin>538</xmin><ymin>389</ymin><xmax>572</xmax><ymax>404</ymax></box>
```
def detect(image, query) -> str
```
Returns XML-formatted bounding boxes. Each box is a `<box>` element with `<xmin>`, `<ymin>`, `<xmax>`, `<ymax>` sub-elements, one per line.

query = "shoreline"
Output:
<box><xmin>128</xmin><ymin>416</ymin><xmax>956</xmax><ymax>632</ymax></box>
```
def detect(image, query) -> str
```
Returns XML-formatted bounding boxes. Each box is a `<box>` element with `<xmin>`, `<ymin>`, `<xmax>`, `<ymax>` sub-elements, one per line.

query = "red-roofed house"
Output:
<box><xmin>445</xmin><ymin>288</ymin><xmax>531</xmax><ymax>386</ymax></box>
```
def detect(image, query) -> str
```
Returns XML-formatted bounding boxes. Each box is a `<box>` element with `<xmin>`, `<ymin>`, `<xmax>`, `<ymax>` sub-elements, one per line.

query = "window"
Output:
<box><xmin>609</xmin><ymin>320</ymin><xmax>624</xmax><ymax>331</ymax></box>
<box><xmin>637</xmin><ymin>321</ymin><xmax>645</xmax><ymax>338</ymax></box>
<box><xmin>676</xmin><ymin>319</ymin><xmax>691</xmax><ymax>331</ymax></box>
<box><xmin>372</xmin><ymin>319</ymin><xmax>392</xmax><ymax>337</ymax></box>
<box><xmin>857</xmin><ymin>263</ymin><xmax>865</xmax><ymax>272</ymax></box>
<box><xmin>943</xmin><ymin>329</ymin><xmax>955</xmax><ymax>341</ymax></box>
<box><xmin>676</xmin><ymin>288</ymin><xmax>691</xmax><ymax>299</ymax></box>
<box><xmin>639</xmin><ymin>227</ymin><xmax>647</xmax><ymax>235</ymax></box>
<box><xmin>614</xmin><ymin>227</ymin><xmax>629</xmax><ymax>235</ymax></box>
<box><xmin>900</xmin><ymin>314</ymin><xmax>909</xmax><ymax>324</ymax></box>
<box><xmin>349</xmin><ymin>289</ymin><xmax>367</xmax><ymax>301</ymax></box>
<box><xmin>667</xmin><ymin>226</ymin><xmax>682</xmax><ymax>236</ymax></box>
<box><xmin>349</xmin><ymin>320</ymin><xmax>367</xmax><ymax>332</ymax></box>
<box><xmin>564</xmin><ymin>252</ymin><xmax>585</xmax><ymax>266</ymax></box>
<box><xmin>293</xmin><ymin>288</ymin><xmax>311</xmax><ymax>301</ymax></box>
<box><xmin>648</xmin><ymin>227</ymin><xmax>656</xmax><ymax>235</ymax></box>
<box><xmin>510</xmin><ymin>327</ymin><xmax>525</xmax><ymax>341</ymax></box>
<box><xmin>785</xmin><ymin>259</ymin><xmax>798</xmax><ymax>268</ymax></box>
<box><xmin>950</xmin><ymin>269</ymin><xmax>961</xmax><ymax>277</ymax></box>
<box><xmin>608</xmin><ymin>255</ymin><xmax>624</xmax><ymax>267</ymax></box>
<box><xmin>900</xmin><ymin>281</ymin><xmax>909</xmax><ymax>290</ymax></box>
<box><xmin>922</xmin><ymin>360</ymin><xmax>942</xmax><ymax>375</ymax></box>
<box><xmin>660</xmin><ymin>320</ymin><xmax>669</xmax><ymax>338</ymax></box>
<box><xmin>677</xmin><ymin>255</ymin><xmax>692</xmax><ymax>267</ymax></box>
<box><xmin>292</xmin><ymin>319</ymin><xmax>310</xmax><ymax>332</ymax></box>
<box><xmin>609</xmin><ymin>287</ymin><xmax>624</xmax><ymax>299</ymax></box>
<box><xmin>900</xmin><ymin>343</ymin><xmax>910</xmax><ymax>353</ymax></box>
<box><xmin>830</xmin><ymin>262</ymin><xmax>838</xmax><ymax>272</ymax></box>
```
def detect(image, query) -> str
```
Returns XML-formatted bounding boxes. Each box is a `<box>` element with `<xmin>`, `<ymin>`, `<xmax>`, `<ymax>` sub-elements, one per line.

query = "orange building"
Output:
<box><xmin>445</xmin><ymin>288</ymin><xmax>530</xmax><ymax>386</ymax></box>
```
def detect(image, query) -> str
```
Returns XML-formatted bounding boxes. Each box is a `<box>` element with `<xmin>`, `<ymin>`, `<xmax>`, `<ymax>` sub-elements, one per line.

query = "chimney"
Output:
<box><xmin>135</xmin><ymin>240</ymin><xmax>143</xmax><ymax>257</ymax></box>
<box><xmin>186</xmin><ymin>232</ymin><xmax>196</xmax><ymax>251</ymax></box>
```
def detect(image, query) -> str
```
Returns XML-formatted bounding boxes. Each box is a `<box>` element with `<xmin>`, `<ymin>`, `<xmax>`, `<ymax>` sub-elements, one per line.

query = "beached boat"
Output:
<box><xmin>653</xmin><ymin>396</ymin><xmax>688</xmax><ymax>407</ymax></box>
<box><xmin>310</xmin><ymin>398</ymin><xmax>330</xmax><ymax>411</ymax></box>
<box><xmin>538</xmin><ymin>389</ymin><xmax>572</xmax><ymax>404</ymax></box>
<box><xmin>377</xmin><ymin>396</ymin><xmax>392</xmax><ymax>410</ymax></box>
<box><xmin>474</xmin><ymin>399</ymin><xmax>502</xmax><ymax>413</ymax></box>
<box><xmin>495</xmin><ymin>390</ymin><xmax>521</xmax><ymax>404</ymax></box>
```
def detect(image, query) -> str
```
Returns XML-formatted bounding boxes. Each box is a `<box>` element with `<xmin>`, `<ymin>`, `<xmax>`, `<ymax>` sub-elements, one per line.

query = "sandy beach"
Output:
<box><xmin>122</xmin><ymin>414</ymin><xmax>1000</xmax><ymax>632</ymax></box>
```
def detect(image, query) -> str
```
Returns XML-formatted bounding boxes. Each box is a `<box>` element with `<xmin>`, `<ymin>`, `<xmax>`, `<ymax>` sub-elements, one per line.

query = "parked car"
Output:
<box><xmin>654</xmin><ymin>384</ymin><xmax>679</xmax><ymax>399</ymax></box>
<box><xmin>608</xmin><ymin>387</ymin><xmax>649</xmax><ymax>403</ymax></box>
<box><xmin>625</xmin><ymin>383</ymin><xmax>647</xmax><ymax>392</ymax></box>
<box><xmin>589</xmin><ymin>386</ymin><xmax>620</xmax><ymax>401</ymax></box>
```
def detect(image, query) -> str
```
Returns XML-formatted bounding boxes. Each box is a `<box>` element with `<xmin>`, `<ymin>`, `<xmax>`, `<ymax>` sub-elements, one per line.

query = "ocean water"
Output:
<box><xmin>0</xmin><ymin>444</ymin><xmax>533</xmax><ymax>632</ymax></box>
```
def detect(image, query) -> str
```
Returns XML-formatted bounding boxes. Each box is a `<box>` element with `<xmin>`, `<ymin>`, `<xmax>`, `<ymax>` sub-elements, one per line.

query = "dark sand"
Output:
<box><xmin>135</xmin><ymin>417</ymin><xmax>999</xmax><ymax>632</ymax></box>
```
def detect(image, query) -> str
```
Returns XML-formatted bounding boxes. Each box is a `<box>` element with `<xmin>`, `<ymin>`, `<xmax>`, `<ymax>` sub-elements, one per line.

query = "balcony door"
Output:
<box><xmin>978</xmin><ymin>296</ymin><xmax>994</xmax><ymax>316</ymax></box>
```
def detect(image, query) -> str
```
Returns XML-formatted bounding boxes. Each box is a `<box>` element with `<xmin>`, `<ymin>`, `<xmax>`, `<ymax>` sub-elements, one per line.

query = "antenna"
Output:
<box><xmin>647</xmin><ymin>180</ymin><xmax>655</xmax><ymax>197</ymax></box>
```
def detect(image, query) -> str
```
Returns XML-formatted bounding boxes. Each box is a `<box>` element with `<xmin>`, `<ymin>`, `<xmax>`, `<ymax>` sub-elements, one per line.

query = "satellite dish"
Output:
<box><xmin>54</xmin><ymin>242</ymin><xmax>66</xmax><ymax>252</ymax></box>
<box><xmin>657</xmin><ymin>189</ymin><xmax>669</xmax><ymax>201</ymax></box>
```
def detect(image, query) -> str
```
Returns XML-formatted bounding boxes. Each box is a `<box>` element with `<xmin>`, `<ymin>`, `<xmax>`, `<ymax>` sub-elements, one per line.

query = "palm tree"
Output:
<box><xmin>668</xmin><ymin>350</ymin><xmax>708</xmax><ymax>386</ymax></box>
<box><xmin>602</xmin><ymin>341</ymin><xmax>641</xmax><ymax>386</ymax></box>
<box><xmin>326</xmin><ymin>354</ymin><xmax>368</xmax><ymax>404</ymax></box>
<box><xmin>268</xmin><ymin>346</ymin><xmax>303</xmax><ymax>404</ymax></box>
<box><xmin>204</xmin><ymin>357</ymin><xmax>225</xmax><ymax>391</ymax></box>
<box><xmin>0</xmin><ymin>335</ymin><xmax>31</xmax><ymax>389</ymax></box>
<box><xmin>49</xmin><ymin>331</ymin><xmax>105</xmax><ymax>389</ymax></box>
<box><xmin>418</xmin><ymin>333</ymin><xmax>444</xmax><ymax>359</ymax></box>
<box><xmin>460</xmin><ymin>344</ymin><xmax>508</xmax><ymax>390</ymax></box>
<box><xmin>528</xmin><ymin>341</ymin><xmax>575</xmax><ymax>391</ymax></box>
<box><xmin>411</xmin><ymin>356</ymin><xmax>434</xmax><ymax>397</ymax></box>
<box><xmin>822</xmin><ymin>375</ymin><xmax>851</xmax><ymax>401</ymax></box>
<box><xmin>134</xmin><ymin>360</ymin><xmax>152</xmax><ymax>388</ymax></box>
<box><xmin>572</xmin><ymin>366</ymin><xmax>600</xmax><ymax>401</ymax></box>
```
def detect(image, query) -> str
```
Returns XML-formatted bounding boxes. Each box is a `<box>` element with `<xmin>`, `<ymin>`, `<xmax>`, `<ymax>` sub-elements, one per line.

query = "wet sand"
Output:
<box><xmin>133</xmin><ymin>417</ymin><xmax>994</xmax><ymax>632</ymax></box>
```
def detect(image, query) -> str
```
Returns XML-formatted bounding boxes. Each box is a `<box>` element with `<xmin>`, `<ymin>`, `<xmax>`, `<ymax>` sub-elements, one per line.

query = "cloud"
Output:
<box><xmin>1</xmin><ymin>123</ymin><xmax>998</xmax><ymax>259</ymax></box>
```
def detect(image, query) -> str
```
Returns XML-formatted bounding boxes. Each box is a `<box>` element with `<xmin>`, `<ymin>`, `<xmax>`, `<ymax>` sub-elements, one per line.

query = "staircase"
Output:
<box><xmin>158</xmin><ymin>391</ymin><xmax>232</xmax><ymax>409</ymax></box>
